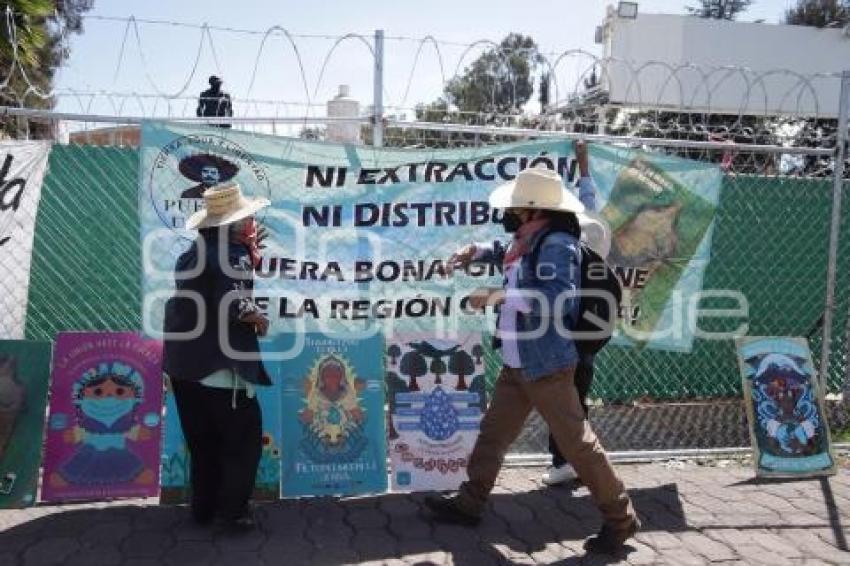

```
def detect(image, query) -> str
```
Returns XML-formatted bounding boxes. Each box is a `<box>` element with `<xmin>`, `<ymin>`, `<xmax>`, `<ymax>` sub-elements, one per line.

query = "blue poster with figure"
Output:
<box><xmin>159</xmin><ymin>380</ymin><xmax>282</xmax><ymax>502</ymax></box>
<box><xmin>273</xmin><ymin>332</ymin><xmax>387</xmax><ymax>497</ymax></box>
<box><xmin>736</xmin><ymin>337</ymin><xmax>837</xmax><ymax>478</ymax></box>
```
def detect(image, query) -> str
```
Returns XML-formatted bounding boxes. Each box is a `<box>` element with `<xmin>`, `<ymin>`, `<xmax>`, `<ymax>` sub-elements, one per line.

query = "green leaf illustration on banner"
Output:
<box><xmin>602</xmin><ymin>155</ymin><xmax>717</xmax><ymax>341</ymax></box>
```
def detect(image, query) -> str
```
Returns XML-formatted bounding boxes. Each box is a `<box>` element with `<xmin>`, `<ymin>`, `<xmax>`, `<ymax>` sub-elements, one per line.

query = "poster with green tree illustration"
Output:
<box><xmin>386</xmin><ymin>333</ymin><xmax>489</xmax><ymax>491</ymax></box>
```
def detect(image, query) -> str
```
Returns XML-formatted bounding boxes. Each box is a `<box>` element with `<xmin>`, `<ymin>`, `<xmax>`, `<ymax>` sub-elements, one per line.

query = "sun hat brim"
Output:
<box><xmin>488</xmin><ymin>179</ymin><xmax>586</xmax><ymax>214</ymax></box>
<box><xmin>185</xmin><ymin>196</ymin><xmax>271</xmax><ymax>230</ymax></box>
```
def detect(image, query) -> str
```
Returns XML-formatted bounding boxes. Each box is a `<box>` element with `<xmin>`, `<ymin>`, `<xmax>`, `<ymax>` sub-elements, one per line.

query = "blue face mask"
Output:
<box><xmin>79</xmin><ymin>397</ymin><xmax>136</xmax><ymax>427</ymax></box>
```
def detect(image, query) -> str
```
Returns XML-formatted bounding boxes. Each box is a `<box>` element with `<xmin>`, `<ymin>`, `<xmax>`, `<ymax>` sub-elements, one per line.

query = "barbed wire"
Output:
<box><xmin>0</xmin><ymin>10</ymin><xmax>845</xmax><ymax>153</ymax></box>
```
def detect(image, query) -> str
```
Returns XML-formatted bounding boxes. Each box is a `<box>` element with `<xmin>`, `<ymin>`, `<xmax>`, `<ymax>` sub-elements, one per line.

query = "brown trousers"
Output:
<box><xmin>459</xmin><ymin>366</ymin><xmax>636</xmax><ymax>531</ymax></box>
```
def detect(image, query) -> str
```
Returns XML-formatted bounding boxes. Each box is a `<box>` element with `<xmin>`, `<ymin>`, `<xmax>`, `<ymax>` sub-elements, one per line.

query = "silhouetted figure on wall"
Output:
<box><xmin>197</xmin><ymin>76</ymin><xmax>233</xmax><ymax>129</ymax></box>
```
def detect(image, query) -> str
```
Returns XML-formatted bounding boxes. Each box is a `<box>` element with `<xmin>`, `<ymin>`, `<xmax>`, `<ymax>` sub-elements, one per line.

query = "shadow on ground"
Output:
<box><xmin>0</xmin><ymin>483</ymin><xmax>689</xmax><ymax>565</ymax></box>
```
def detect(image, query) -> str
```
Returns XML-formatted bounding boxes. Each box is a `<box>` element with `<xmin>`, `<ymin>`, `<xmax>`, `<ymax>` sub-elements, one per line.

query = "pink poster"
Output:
<box><xmin>42</xmin><ymin>332</ymin><xmax>164</xmax><ymax>503</ymax></box>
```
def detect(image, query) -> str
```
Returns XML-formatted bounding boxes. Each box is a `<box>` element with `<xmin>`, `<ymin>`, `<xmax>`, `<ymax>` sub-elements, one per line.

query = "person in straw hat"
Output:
<box><xmin>427</xmin><ymin>143</ymin><xmax>638</xmax><ymax>555</ymax></box>
<box><xmin>162</xmin><ymin>181</ymin><xmax>271</xmax><ymax>532</ymax></box>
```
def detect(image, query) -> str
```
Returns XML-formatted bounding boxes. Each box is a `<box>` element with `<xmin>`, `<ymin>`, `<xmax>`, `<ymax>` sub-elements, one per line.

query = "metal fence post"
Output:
<box><xmin>373</xmin><ymin>29</ymin><xmax>385</xmax><ymax>148</ymax></box>
<box><xmin>819</xmin><ymin>70</ymin><xmax>850</xmax><ymax>390</ymax></box>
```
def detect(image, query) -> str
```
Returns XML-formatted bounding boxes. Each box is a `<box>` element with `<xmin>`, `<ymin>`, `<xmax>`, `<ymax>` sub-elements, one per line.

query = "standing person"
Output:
<box><xmin>162</xmin><ymin>182</ymin><xmax>271</xmax><ymax>532</ymax></box>
<box><xmin>197</xmin><ymin>75</ymin><xmax>234</xmax><ymax>129</ymax></box>
<box><xmin>543</xmin><ymin>141</ymin><xmax>612</xmax><ymax>487</ymax></box>
<box><xmin>430</xmin><ymin>162</ymin><xmax>637</xmax><ymax>555</ymax></box>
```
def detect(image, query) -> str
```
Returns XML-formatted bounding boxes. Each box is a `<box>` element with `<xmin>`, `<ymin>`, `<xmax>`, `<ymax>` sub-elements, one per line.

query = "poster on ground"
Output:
<box><xmin>736</xmin><ymin>337</ymin><xmax>837</xmax><ymax>478</ymax></box>
<box><xmin>0</xmin><ymin>141</ymin><xmax>51</xmax><ymax>339</ymax></box>
<box><xmin>159</xmin><ymin>381</ymin><xmax>282</xmax><ymax>503</ymax></box>
<box><xmin>386</xmin><ymin>332</ymin><xmax>491</xmax><ymax>491</ymax></box>
<box><xmin>42</xmin><ymin>332</ymin><xmax>164</xmax><ymax>502</ymax></box>
<box><xmin>274</xmin><ymin>333</ymin><xmax>386</xmax><ymax>497</ymax></box>
<box><xmin>0</xmin><ymin>340</ymin><xmax>51</xmax><ymax>508</ymax></box>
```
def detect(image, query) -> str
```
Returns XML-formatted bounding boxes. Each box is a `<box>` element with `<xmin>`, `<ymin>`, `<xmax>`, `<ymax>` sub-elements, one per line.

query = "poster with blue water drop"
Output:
<box><xmin>386</xmin><ymin>333</ymin><xmax>489</xmax><ymax>492</ymax></box>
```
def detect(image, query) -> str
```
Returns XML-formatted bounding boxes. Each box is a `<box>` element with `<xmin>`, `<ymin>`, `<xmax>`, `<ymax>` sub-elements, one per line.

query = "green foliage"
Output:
<box><xmin>784</xmin><ymin>0</ymin><xmax>850</xmax><ymax>27</ymax></box>
<box><xmin>685</xmin><ymin>0</ymin><xmax>752</xmax><ymax>19</ymax></box>
<box><xmin>0</xmin><ymin>0</ymin><xmax>93</xmax><ymax>135</ymax></box>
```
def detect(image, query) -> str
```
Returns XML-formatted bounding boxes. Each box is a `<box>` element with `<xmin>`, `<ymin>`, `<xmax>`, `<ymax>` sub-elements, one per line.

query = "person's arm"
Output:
<box><xmin>196</xmin><ymin>92</ymin><xmax>205</xmax><ymax>117</ymax></box>
<box><xmin>209</xmin><ymin>248</ymin><xmax>268</xmax><ymax>335</ymax></box>
<box><xmin>522</xmin><ymin>234</ymin><xmax>580</xmax><ymax>319</ymax></box>
<box><xmin>471</xmin><ymin>240</ymin><xmax>507</xmax><ymax>266</ymax></box>
<box><xmin>447</xmin><ymin>240</ymin><xmax>507</xmax><ymax>274</ymax></box>
<box><xmin>575</xmin><ymin>140</ymin><xmax>597</xmax><ymax>212</ymax></box>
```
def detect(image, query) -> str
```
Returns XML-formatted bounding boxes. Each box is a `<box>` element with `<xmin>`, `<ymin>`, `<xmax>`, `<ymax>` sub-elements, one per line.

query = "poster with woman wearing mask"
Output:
<box><xmin>42</xmin><ymin>332</ymin><xmax>164</xmax><ymax>502</ymax></box>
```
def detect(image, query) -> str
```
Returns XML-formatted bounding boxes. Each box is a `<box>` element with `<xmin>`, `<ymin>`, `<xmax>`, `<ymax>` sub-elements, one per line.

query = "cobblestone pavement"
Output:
<box><xmin>0</xmin><ymin>461</ymin><xmax>848</xmax><ymax>565</ymax></box>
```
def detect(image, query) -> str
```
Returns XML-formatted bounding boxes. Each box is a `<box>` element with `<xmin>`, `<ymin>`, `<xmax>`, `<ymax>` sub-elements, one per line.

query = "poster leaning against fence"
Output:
<box><xmin>0</xmin><ymin>141</ymin><xmax>51</xmax><ymax>339</ymax></box>
<box><xmin>0</xmin><ymin>340</ymin><xmax>51</xmax><ymax>508</ymax></box>
<box><xmin>386</xmin><ymin>332</ymin><xmax>491</xmax><ymax>492</ymax></box>
<box><xmin>42</xmin><ymin>332</ymin><xmax>165</xmax><ymax>503</ymax></box>
<box><xmin>736</xmin><ymin>337</ymin><xmax>837</xmax><ymax>478</ymax></box>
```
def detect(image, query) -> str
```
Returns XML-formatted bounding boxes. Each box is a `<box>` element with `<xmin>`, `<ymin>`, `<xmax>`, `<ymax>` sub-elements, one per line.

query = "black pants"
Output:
<box><xmin>171</xmin><ymin>379</ymin><xmax>262</xmax><ymax>521</ymax></box>
<box><xmin>549</xmin><ymin>357</ymin><xmax>594</xmax><ymax>468</ymax></box>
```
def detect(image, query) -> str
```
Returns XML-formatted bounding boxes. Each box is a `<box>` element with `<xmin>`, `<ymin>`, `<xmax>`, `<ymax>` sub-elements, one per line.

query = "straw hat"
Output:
<box><xmin>489</xmin><ymin>166</ymin><xmax>585</xmax><ymax>214</ymax></box>
<box><xmin>185</xmin><ymin>182</ymin><xmax>270</xmax><ymax>230</ymax></box>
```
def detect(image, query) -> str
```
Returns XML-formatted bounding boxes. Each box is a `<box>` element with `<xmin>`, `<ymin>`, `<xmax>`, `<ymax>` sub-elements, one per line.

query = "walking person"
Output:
<box><xmin>429</xmin><ymin>158</ymin><xmax>637</xmax><ymax>554</ymax></box>
<box><xmin>543</xmin><ymin>141</ymin><xmax>613</xmax><ymax>487</ymax></box>
<box><xmin>162</xmin><ymin>181</ymin><xmax>271</xmax><ymax>532</ymax></box>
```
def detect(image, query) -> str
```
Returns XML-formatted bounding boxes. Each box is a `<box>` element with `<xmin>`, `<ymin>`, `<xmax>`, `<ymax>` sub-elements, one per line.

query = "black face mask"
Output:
<box><xmin>501</xmin><ymin>212</ymin><xmax>523</xmax><ymax>233</ymax></box>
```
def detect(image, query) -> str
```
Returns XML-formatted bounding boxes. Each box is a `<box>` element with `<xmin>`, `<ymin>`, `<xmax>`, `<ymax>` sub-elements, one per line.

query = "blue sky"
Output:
<box><xmin>54</xmin><ymin>0</ymin><xmax>796</xmax><ymax>119</ymax></box>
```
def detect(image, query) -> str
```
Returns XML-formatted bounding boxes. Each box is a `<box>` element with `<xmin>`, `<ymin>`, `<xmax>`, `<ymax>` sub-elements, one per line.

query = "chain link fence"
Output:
<box><xmin>6</xmin><ymin>120</ymin><xmax>845</xmax><ymax>459</ymax></box>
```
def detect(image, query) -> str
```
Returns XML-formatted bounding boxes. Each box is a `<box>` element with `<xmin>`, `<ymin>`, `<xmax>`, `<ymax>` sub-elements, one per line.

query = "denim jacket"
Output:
<box><xmin>476</xmin><ymin>230</ymin><xmax>582</xmax><ymax>380</ymax></box>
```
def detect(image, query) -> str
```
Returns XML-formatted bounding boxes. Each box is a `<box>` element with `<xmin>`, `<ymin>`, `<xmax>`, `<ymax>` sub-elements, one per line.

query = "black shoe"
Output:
<box><xmin>424</xmin><ymin>494</ymin><xmax>481</xmax><ymax>526</ymax></box>
<box><xmin>583</xmin><ymin>518</ymin><xmax>640</xmax><ymax>555</ymax></box>
<box><xmin>190</xmin><ymin>506</ymin><xmax>215</xmax><ymax>526</ymax></box>
<box><xmin>219</xmin><ymin>509</ymin><xmax>258</xmax><ymax>534</ymax></box>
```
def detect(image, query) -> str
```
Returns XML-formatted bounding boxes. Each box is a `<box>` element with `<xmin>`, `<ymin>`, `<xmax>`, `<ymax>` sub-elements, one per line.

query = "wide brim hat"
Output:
<box><xmin>178</xmin><ymin>153</ymin><xmax>239</xmax><ymax>183</ymax></box>
<box><xmin>186</xmin><ymin>181</ymin><xmax>271</xmax><ymax>230</ymax></box>
<box><xmin>489</xmin><ymin>166</ymin><xmax>585</xmax><ymax>214</ymax></box>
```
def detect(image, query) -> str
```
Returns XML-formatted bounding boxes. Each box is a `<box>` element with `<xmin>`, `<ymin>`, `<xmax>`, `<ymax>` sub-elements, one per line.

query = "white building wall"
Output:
<box><xmin>602</xmin><ymin>11</ymin><xmax>849</xmax><ymax>117</ymax></box>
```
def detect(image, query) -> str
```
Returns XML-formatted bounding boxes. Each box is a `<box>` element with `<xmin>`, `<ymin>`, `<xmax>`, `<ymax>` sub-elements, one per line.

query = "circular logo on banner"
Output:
<box><xmin>147</xmin><ymin>133</ymin><xmax>270</xmax><ymax>240</ymax></box>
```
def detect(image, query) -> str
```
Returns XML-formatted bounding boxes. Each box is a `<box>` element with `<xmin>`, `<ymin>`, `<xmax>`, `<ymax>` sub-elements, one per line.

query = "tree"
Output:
<box><xmin>399</xmin><ymin>351</ymin><xmax>427</xmax><ymax>391</ymax></box>
<box><xmin>445</xmin><ymin>33</ymin><xmax>542</xmax><ymax>116</ymax></box>
<box><xmin>0</xmin><ymin>0</ymin><xmax>94</xmax><ymax>137</ymax></box>
<box><xmin>385</xmin><ymin>371</ymin><xmax>408</xmax><ymax>440</ymax></box>
<box><xmin>686</xmin><ymin>0</ymin><xmax>752</xmax><ymax>19</ymax></box>
<box><xmin>448</xmin><ymin>350</ymin><xmax>475</xmax><ymax>391</ymax></box>
<box><xmin>386</xmin><ymin>344</ymin><xmax>402</xmax><ymax>366</ymax></box>
<box><xmin>785</xmin><ymin>0</ymin><xmax>850</xmax><ymax>27</ymax></box>
<box><xmin>471</xmin><ymin>344</ymin><xmax>484</xmax><ymax>365</ymax></box>
<box><xmin>430</xmin><ymin>358</ymin><xmax>447</xmax><ymax>385</ymax></box>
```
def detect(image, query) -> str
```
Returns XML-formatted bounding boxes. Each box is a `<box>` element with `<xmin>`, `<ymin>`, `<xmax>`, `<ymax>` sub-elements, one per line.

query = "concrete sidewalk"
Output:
<box><xmin>0</xmin><ymin>460</ymin><xmax>848</xmax><ymax>565</ymax></box>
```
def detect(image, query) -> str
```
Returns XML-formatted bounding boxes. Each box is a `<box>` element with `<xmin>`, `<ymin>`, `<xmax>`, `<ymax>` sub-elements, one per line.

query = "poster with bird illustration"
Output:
<box><xmin>42</xmin><ymin>333</ymin><xmax>164</xmax><ymax>503</ymax></box>
<box><xmin>736</xmin><ymin>337</ymin><xmax>836</xmax><ymax>478</ymax></box>
<box><xmin>386</xmin><ymin>333</ymin><xmax>490</xmax><ymax>491</ymax></box>
<box><xmin>0</xmin><ymin>340</ymin><xmax>51</xmax><ymax>508</ymax></box>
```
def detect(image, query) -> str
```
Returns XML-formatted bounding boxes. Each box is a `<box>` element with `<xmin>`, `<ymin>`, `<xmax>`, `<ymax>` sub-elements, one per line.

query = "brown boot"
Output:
<box><xmin>583</xmin><ymin>517</ymin><xmax>640</xmax><ymax>555</ymax></box>
<box><xmin>424</xmin><ymin>494</ymin><xmax>481</xmax><ymax>526</ymax></box>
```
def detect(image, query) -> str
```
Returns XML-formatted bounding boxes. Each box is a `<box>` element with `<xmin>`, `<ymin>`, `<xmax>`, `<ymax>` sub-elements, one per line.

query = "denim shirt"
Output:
<box><xmin>473</xmin><ymin>176</ymin><xmax>595</xmax><ymax>380</ymax></box>
<box><xmin>476</xmin><ymin>231</ymin><xmax>582</xmax><ymax>380</ymax></box>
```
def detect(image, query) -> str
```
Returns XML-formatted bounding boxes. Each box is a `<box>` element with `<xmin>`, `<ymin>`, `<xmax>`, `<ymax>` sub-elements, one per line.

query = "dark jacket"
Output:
<box><xmin>162</xmin><ymin>232</ymin><xmax>271</xmax><ymax>385</ymax></box>
<box><xmin>197</xmin><ymin>88</ymin><xmax>233</xmax><ymax>121</ymax></box>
